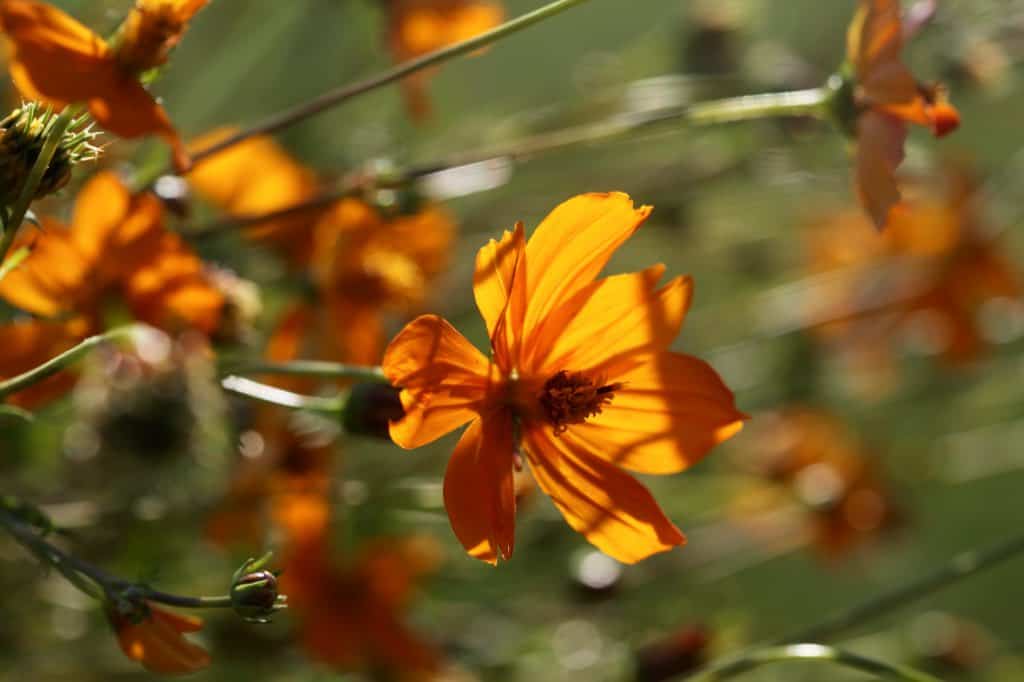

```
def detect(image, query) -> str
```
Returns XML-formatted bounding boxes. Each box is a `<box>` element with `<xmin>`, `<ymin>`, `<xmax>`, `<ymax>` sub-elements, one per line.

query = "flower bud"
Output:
<box><xmin>342</xmin><ymin>382</ymin><xmax>404</xmax><ymax>440</ymax></box>
<box><xmin>230</xmin><ymin>569</ymin><xmax>281</xmax><ymax>623</ymax></box>
<box><xmin>230</xmin><ymin>553</ymin><xmax>286</xmax><ymax>623</ymax></box>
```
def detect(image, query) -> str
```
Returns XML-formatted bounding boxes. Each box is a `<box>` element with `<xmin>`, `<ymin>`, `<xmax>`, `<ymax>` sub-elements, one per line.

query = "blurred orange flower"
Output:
<box><xmin>386</xmin><ymin>0</ymin><xmax>504</xmax><ymax>119</ymax></box>
<box><xmin>0</xmin><ymin>0</ymin><xmax>208</xmax><ymax>170</ymax></box>
<box><xmin>743</xmin><ymin>407</ymin><xmax>901</xmax><ymax>558</ymax></box>
<box><xmin>188</xmin><ymin>130</ymin><xmax>323</xmax><ymax>266</ymax></box>
<box><xmin>383</xmin><ymin>192</ymin><xmax>746</xmax><ymax>564</ymax></box>
<box><xmin>281</xmin><ymin>534</ymin><xmax>443</xmax><ymax>677</ymax></box>
<box><xmin>0</xmin><ymin>318</ymin><xmax>87</xmax><ymax>407</ymax></box>
<box><xmin>190</xmin><ymin>132</ymin><xmax>455</xmax><ymax>370</ymax></box>
<box><xmin>206</xmin><ymin>408</ymin><xmax>335</xmax><ymax>549</ymax></box>
<box><xmin>807</xmin><ymin>168</ymin><xmax>1020</xmax><ymax>374</ymax></box>
<box><xmin>845</xmin><ymin>0</ymin><xmax>959</xmax><ymax>229</ymax></box>
<box><xmin>0</xmin><ymin>171</ymin><xmax>223</xmax><ymax>405</ymax></box>
<box><xmin>107</xmin><ymin>601</ymin><xmax>211</xmax><ymax>675</ymax></box>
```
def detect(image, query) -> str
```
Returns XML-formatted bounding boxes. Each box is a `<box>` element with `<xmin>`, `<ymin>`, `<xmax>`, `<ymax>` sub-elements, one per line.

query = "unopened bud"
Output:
<box><xmin>342</xmin><ymin>382</ymin><xmax>404</xmax><ymax>440</ymax></box>
<box><xmin>230</xmin><ymin>554</ymin><xmax>286</xmax><ymax>623</ymax></box>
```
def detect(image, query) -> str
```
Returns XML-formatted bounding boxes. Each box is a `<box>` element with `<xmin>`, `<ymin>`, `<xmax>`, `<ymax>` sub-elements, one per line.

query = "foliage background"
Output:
<box><xmin>2</xmin><ymin>0</ymin><xmax>1024</xmax><ymax>680</ymax></box>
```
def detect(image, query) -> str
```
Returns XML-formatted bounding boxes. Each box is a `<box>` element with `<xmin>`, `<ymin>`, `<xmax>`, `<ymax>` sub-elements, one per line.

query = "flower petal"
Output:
<box><xmin>0</xmin><ymin>223</ymin><xmax>89</xmax><ymax>317</ymax></box>
<box><xmin>855</xmin><ymin>111</ymin><xmax>907</xmax><ymax>230</ymax></box>
<box><xmin>521</xmin><ymin>193</ymin><xmax>652</xmax><ymax>346</ymax></box>
<box><xmin>0</xmin><ymin>1</ymin><xmax>186</xmax><ymax>168</ymax></box>
<box><xmin>531</xmin><ymin>266</ymin><xmax>691</xmax><ymax>375</ymax></box>
<box><xmin>383</xmin><ymin>314</ymin><xmax>494</xmax><ymax>448</ymax></box>
<box><xmin>523</xmin><ymin>424</ymin><xmax>685</xmax><ymax>563</ymax></box>
<box><xmin>572</xmin><ymin>352</ymin><xmax>746</xmax><ymax>474</ymax></box>
<box><xmin>443</xmin><ymin>415</ymin><xmax>516</xmax><ymax>564</ymax></box>
<box><xmin>473</xmin><ymin>221</ymin><xmax>526</xmax><ymax>370</ymax></box>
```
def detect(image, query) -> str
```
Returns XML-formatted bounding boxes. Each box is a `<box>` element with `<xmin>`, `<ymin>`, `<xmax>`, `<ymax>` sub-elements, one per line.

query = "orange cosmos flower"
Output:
<box><xmin>189</xmin><ymin>132</ymin><xmax>454</xmax><ymax>369</ymax></box>
<box><xmin>0</xmin><ymin>171</ymin><xmax>223</xmax><ymax>332</ymax></box>
<box><xmin>188</xmin><ymin>129</ymin><xmax>323</xmax><ymax>266</ymax></box>
<box><xmin>0</xmin><ymin>317</ymin><xmax>88</xmax><ymax>407</ymax></box>
<box><xmin>281</xmin><ymin>534</ymin><xmax>442</xmax><ymax>677</ymax></box>
<box><xmin>383</xmin><ymin>192</ymin><xmax>747</xmax><ymax>564</ymax></box>
<box><xmin>744</xmin><ymin>407</ymin><xmax>902</xmax><ymax>559</ymax></box>
<box><xmin>0</xmin><ymin>0</ymin><xmax>209</xmax><ymax>170</ymax></box>
<box><xmin>206</xmin><ymin>408</ymin><xmax>335</xmax><ymax>549</ymax></box>
<box><xmin>386</xmin><ymin>0</ymin><xmax>504</xmax><ymax>119</ymax></box>
<box><xmin>807</xmin><ymin>168</ymin><xmax>1020</xmax><ymax>373</ymax></box>
<box><xmin>845</xmin><ymin>0</ymin><xmax>959</xmax><ymax>229</ymax></box>
<box><xmin>0</xmin><ymin>171</ymin><xmax>223</xmax><ymax>405</ymax></box>
<box><xmin>107</xmin><ymin>601</ymin><xmax>211</xmax><ymax>675</ymax></box>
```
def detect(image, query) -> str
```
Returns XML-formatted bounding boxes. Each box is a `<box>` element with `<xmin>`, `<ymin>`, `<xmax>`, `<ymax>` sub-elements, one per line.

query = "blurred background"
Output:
<box><xmin>3</xmin><ymin>0</ymin><xmax>1024</xmax><ymax>680</ymax></box>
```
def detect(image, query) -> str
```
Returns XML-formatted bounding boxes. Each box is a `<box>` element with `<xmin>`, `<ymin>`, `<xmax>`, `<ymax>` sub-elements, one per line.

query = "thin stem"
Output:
<box><xmin>0</xmin><ymin>326</ymin><xmax>141</xmax><ymax>401</ymax></box>
<box><xmin>691</xmin><ymin>643</ymin><xmax>941</xmax><ymax>682</ymax></box>
<box><xmin>0</xmin><ymin>507</ymin><xmax>107</xmax><ymax>598</ymax></box>
<box><xmin>781</xmin><ymin>530</ymin><xmax>1024</xmax><ymax>643</ymax></box>
<box><xmin>0</xmin><ymin>505</ymin><xmax>239</xmax><ymax>610</ymax></box>
<box><xmin>684</xmin><ymin>88</ymin><xmax>830</xmax><ymax>125</ymax></box>
<box><xmin>221</xmin><ymin>375</ymin><xmax>347</xmax><ymax>413</ymax></box>
<box><xmin>680</xmin><ymin>530</ymin><xmax>1024</xmax><ymax>680</ymax></box>
<box><xmin>187</xmin><ymin>88</ymin><xmax>828</xmax><ymax>238</ymax></box>
<box><xmin>0</xmin><ymin>107</ymin><xmax>77</xmax><ymax>266</ymax></box>
<box><xmin>187</xmin><ymin>0</ymin><xmax>598</xmax><ymax>167</ymax></box>
<box><xmin>223</xmin><ymin>359</ymin><xmax>387</xmax><ymax>384</ymax></box>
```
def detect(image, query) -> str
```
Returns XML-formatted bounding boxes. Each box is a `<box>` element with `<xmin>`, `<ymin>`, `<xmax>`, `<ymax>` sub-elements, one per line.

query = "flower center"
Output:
<box><xmin>538</xmin><ymin>371</ymin><xmax>621</xmax><ymax>435</ymax></box>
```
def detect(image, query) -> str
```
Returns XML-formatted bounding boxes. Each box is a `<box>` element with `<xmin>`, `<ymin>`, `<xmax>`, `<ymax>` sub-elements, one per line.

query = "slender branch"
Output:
<box><xmin>0</xmin><ymin>326</ymin><xmax>142</xmax><ymax>401</ymax></box>
<box><xmin>221</xmin><ymin>375</ymin><xmax>347</xmax><ymax>413</ymax></box>
<box><xmin>0</xmin><ymin>505</ymin><xmax>239</xmax><ymax>610</ymax></box>
<box><xmin>187</xmin><ymin>88</ymin><xmax>829</xmax><ymax>238</ymax></box>
<box><xmin>0</xmin><ymin>506</ymin><xmax>108</xmax><ymax>598</ymax></box>
<box><xmin>186</xmin><ymin>0</ymin><xmax>598</xmax><ymax>167</ymax></box>
<box><xmin>680</xmin><ymin>530</ymin><xmax>1024</xmax><ymax>680</ymax></box>
<box><xmin>781</xmin><ymin>530</ymin><xmax>1024</xmax><ymax>643</ymax></box>
<box><xmin>691</xmin><ymin>643</ymin><xmax>941</xmax><ymax>682</ymax></box>
<box><xmin>684</xmin><ymin>88</ymin><xmax>830</xmax><ymax>125</ymax></box>
<box><xmin>0</xmin><ymin>107</ymin><xmax>77</xmax><ymax>266</ymax></box>
<box><xmin>222</xmin><ymin>359</ymin><xmax>388</xmax><ymax>384</ymax></box>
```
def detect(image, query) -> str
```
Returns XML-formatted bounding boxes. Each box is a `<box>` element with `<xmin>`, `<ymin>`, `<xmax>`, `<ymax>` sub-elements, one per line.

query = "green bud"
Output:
<box><xmin>230</xmin><ymin>554</ymin><xmax>286</xmax><ymax>623</ymax></box>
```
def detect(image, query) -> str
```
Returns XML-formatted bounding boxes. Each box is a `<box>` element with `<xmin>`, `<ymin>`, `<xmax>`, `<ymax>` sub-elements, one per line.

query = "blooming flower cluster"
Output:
<box><xmin>0</xmin><ymin>0</ymin><xmax>1007</xmax><ymax>679</ymax></box>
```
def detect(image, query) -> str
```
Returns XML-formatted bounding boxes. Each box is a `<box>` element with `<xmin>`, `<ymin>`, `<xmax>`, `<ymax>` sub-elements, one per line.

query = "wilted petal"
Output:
<box><xmin>855</xmin><ymin>111</ymin><xmax>907</xmax><ymax>230</ymax></box>
<box><xmin>112</xmin><ymin>605</ymin><xmax>211</xmax><ymax>675</ymax></box>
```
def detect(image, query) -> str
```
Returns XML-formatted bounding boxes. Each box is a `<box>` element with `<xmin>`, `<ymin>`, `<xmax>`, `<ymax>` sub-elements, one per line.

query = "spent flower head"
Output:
<box><xmin>0</xmin><ymin>102</ymin><xmax>100</xmax><ymax>207</ymax></box>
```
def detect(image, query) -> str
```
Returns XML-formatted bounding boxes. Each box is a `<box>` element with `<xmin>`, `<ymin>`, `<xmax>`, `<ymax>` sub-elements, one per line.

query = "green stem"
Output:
<box><xmin>691</xmin><ymin>643</ymin><xmax>941</xmax><ymax>682</ymax></box>
<box><xmin>221</xmin><ymin>375</ymin><xmax>347</xmax><ymax>413</ymax></box>
<box><xmin>684</xmin><ymin>88</ymin><xmax>830</xmax><ymax>126</ymax></box>
<box><xmin>782</xmin><ymin>530</ymin><xmax>1024</xmax><ymax>643</ymax></box>
<box><xmin>0</xmin><ymin>505</ymin><xmax>240</xmax><ymax>610</ymax></box>
<box><xmin>223</xmin><ymin>359</ymin><xmax>388</xmax><ymax>384</ymax></box>
<box><xmin>680</xmin><ymin>530</ymin><xmax>1024</xmax><ymax>680</ymax></box>
<box><xmin>0</xmin><ymin>107</ymin><xmax>77</xmax><ymax>266</ymax></box>
<box><xmin>187</xmin><ymin>87</ymin><xmax>829</xmax><ymax>238</ymax></box>
<box><xmin>0</xmin><ymin>326</ymin><xmax>141</xmax><ymax>401</ymax></box>
<box><xmin>0</xmin><ymin>507</ymin><xmax>106</xmax><ymax>599</ymax></box>
<box><xmin>186</xmin><ymin>0</ymin><xmax>598</xmax><ymax>167</ymax></box>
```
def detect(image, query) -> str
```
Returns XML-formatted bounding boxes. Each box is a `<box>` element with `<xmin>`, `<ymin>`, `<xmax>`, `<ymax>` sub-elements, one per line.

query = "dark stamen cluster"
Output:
<box><xmin>539</xmin><ymin>370</ymin><xmax>621</xmax><ymax>435</ymax></box>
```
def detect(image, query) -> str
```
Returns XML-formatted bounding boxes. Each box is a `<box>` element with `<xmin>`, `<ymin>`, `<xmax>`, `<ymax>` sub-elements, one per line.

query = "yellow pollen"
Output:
<box><xmin>539</xmin><ymin>370</ymin><xmax>621</xmax><ymax>435</ymax></box>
